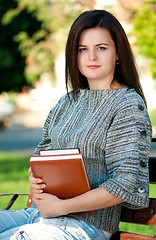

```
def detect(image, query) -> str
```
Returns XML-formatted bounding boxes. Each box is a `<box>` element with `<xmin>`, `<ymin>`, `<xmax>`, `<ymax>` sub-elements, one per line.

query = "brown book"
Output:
<box><xmin>29</xmin><ymin>152</ymin><xmax>91</xmax><ymax>200</ymax></box>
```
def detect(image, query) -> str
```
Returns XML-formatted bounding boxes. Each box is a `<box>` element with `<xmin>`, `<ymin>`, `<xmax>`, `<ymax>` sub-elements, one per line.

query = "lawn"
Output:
<box><xmin>0</xmin><ymin>152</ymin><xmax>30</xmax><ymax>209</ymax></box>
<box><xmin>0</xmin><ymin>151</ymin><xmax>156</xmax><ymax>236</ymax></box>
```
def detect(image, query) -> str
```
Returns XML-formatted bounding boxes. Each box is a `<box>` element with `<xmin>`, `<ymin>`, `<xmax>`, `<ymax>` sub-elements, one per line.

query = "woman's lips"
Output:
<box><xmin>87</xmin><ymin>65</ymin><xmax>101</xmax><ymax>70</ymax></box>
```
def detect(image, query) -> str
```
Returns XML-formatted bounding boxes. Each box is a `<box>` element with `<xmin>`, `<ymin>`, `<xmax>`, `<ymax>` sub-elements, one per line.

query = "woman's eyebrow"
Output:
<box><xmin>96</xmin><ymin>43</ymin><xmax>109</xmax><ymax>46</ymax></box>
<box><xmin>78</xmin><ymin>43</ymin><xmax>109</xmax><ymax>47</ymax></box>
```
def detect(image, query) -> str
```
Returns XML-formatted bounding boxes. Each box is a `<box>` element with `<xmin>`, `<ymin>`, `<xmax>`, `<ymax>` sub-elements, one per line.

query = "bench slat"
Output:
<box><xmin>120</xmin><ymin>198</ymin><xmax>156</xmax><ymax>226</ymax></box>
<box><xmin>120</xmin><ymin>232</ymin><xmax>156</xmax><ymax>239</ymax></box>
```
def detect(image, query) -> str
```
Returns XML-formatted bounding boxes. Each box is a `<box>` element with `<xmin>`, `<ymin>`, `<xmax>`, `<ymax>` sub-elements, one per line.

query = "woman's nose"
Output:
<box><xmin>89</xmin><ymin>49</ymin><xmax>97</xmax><ymax>60</ymax></box>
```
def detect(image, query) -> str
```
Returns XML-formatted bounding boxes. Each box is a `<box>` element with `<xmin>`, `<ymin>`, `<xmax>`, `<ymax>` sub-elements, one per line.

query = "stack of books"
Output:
<box><xmin>29</xmin><ymin>148</ymin><xmax>91</xmax><ymax>200</ymax></box>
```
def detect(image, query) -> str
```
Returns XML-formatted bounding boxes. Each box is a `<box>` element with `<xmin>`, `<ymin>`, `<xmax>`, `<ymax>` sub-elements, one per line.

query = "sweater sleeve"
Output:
<box><xmin>100</xmin><ymin>92</ymin><xmax>152</xmax><ymax>209</ymax></box>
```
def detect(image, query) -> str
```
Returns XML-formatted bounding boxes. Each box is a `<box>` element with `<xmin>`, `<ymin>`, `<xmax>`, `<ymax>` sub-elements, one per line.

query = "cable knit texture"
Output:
<box><xmin>34</xmin><ymin>87</ymin><xmax>152</xmax><ymax>233</ymax></box>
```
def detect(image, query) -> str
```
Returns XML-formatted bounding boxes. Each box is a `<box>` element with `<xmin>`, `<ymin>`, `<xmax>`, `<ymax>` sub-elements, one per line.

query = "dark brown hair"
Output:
<box><xmin>65</xmin><ymin>10</ymin><xmax>146</xmax><ymax>105</ymax></box>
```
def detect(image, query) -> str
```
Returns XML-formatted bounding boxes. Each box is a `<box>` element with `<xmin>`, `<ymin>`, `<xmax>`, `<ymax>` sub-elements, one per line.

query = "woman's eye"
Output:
<box><xmin>78</xmin><ymin>48</ymin><xmax>87</xmax><ymax>52</ymax></box>
<box><xmin>98</xmin><ymin>46</ymin><xmax>106</xmax><ymax>50</ymax></box>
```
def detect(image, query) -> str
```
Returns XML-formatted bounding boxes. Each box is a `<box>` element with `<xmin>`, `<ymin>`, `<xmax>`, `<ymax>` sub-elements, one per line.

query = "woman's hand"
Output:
<box><xmin>28</xmin><ymin>167</ymin><xmax>67</xmax><ymax>218</ymax></box>
<box><xmin>29</xmin><ymin>167</ymin><xmax>45</xmax><ymax>194</ymax></box>
<box><xmin>32</xmin><ymin>192</ymin><xmax>67</xmax><ymax>218</ymax></box>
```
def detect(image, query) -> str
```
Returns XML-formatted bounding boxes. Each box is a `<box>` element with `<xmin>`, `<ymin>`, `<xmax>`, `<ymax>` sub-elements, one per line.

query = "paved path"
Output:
<box><xmin>0</xmin><ymin>124</ymin><xmax>43</xmax><ymax>154</ymax></box>
<box><xmin>0</xmin><ymin>124</ymin><xmax>156</xmax><ymax>156</ymax></box>
<box><xmin>0</xmin><ymin>107</ymin><xmax>156</xmax><ymax>156</ymax></box>
<box><xmin>150</xmin><ymin>140</ymin><xmax>156</xmax><ymax>156</ymax></box>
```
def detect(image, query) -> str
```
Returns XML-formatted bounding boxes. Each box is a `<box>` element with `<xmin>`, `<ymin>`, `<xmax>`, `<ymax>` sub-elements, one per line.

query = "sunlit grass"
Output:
<box><xmin>0</xmin><ymin>151</ymin><xmax>30</xmax><ymax>209</ymax></box>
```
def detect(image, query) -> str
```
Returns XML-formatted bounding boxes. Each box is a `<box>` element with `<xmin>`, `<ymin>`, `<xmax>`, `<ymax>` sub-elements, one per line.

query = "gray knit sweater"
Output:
<box><xmin>34</xmin><ymin>87</ymin><xmax>152</xmax><ymax>233</ymax></box>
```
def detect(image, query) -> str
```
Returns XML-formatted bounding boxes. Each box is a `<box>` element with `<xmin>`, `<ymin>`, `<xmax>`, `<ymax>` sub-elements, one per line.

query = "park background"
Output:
<box><xmin>0</xmin><ymin>0</ymin><xmax>156</xmax><ymax>237</ymax></box>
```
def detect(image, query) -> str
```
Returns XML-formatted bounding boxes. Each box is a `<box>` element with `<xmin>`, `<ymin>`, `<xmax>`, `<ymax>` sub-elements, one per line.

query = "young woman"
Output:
<box><xmin>0</xmin><ymin>10</ymin><xmax>152</xmax><ymax>240</ymax></box>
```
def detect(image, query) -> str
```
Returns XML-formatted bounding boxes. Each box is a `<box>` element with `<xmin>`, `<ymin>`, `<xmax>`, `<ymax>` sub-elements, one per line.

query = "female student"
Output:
<box><xmin>0</xmin><ymin>9</ymin><xmax>152</xmax><ymax>240</ymax></box>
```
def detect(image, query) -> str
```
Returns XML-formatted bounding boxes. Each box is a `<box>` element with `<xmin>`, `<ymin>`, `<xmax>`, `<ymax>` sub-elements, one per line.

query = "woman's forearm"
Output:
<box><xmin>30</xmin><ymin>172</ymin><xmax>124</xmax><ymax>217</ymax></box>
<box><xmin>63</xmin><ymin>187</ymin><xmax>124</xmax><ymax>215</ymax></box>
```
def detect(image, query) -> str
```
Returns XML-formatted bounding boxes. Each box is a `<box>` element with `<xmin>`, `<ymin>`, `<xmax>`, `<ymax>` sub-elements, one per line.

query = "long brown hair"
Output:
<box><xmin>65</xmin><ymin>10</ymin><xmax>146</xmax><ymax>105</ymax></box>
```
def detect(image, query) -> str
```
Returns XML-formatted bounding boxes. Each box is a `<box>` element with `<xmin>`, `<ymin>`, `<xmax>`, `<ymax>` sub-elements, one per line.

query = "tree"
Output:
<box><xmin>0</xmin><ymin>0</ymin><xmax>42</xmax><ymax>92</ymax></box>
<box><xmin>131</xmin><ymin>0</ymin><xmax>156</xmax><ymax>78</ymax></box>
<box><xmin>0</xmin><ymin>0</ymin><xmax>96</xmax><ymax>93</ymax></box>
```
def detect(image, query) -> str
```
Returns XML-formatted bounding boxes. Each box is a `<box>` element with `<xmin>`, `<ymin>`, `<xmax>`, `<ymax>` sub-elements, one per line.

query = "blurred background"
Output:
<box><xmin>0</xmin><ymin>0</ymin><xmax>156</xmax><ymax>154</ymax></box>
<box><xmin>0</xmin><ymin>0</ymin><xmax>156</xmax><ymax>220</ymax></box>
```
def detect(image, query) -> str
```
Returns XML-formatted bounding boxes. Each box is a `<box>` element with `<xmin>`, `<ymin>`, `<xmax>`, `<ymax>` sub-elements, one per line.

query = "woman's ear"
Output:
<box><xmin>116</xmin><ymin>59</ymin><xmax>120</xmax><ymax>65</ymax></box>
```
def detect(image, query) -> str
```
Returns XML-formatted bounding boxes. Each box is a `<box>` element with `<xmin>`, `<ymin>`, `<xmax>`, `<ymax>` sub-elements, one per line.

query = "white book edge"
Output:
<box><xmin>40</xmin><ymin>148</ymin><xmax>79</xmax><ymax>156</ymax></box>
<box><xmin>30</xmin><ymin>154</ymin><xmax>82</xmax><ymax>161</ymax></box>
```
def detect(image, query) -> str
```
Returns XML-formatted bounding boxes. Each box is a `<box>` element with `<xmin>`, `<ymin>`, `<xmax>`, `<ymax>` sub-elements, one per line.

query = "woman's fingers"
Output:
<box><xmin>29</xmin><ymin>172</ymin><xmax>45</xmax><ymax>192</ymax></box>
<box><xmin>29</xmin><ymin>173</ymin><xmax>42</xmax><ymax>184</ymax></box>
<box><xmin>32</xmin><ymin>182</ymin><xmax>46</xmax><ymax>190</ymax></box>
<box><xmin>29</xmin><ymin>168</ymin><xmax>43</xmax><ymax>184</ymax></box>
<box><xmin>31</xmin><ymin>181</ymin><xmax>46</xmax><ymax>193</ymax></box>
<box><xmin>33</xmin><ymin>188</ymin><xmax>44</xmax><ymax>194</ymax></box>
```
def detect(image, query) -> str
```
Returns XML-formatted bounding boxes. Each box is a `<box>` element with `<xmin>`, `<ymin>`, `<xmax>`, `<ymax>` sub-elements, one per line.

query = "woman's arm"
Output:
<box><xmin>29</xmin><ymin>171</ymin><xmax>123</xmax><ymax>218</ymax></box>
<box><xmin>63</xmin><ymin>187</ymin><xmax>124</xmax><ymax>214</ymax></box>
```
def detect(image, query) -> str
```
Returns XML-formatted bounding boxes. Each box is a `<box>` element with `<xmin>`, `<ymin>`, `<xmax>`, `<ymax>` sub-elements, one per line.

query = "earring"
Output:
<box><xmin>116</xmin><ymin>59</ymin><xmax>120</xmax><ymax>65</ymax></box>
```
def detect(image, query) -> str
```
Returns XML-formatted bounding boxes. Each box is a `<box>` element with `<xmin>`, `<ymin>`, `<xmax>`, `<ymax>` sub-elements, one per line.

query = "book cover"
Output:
<box><xmin>29</xmin><ymin>153</ymin><xmax>91</xmax><ymax>199</ymax></box>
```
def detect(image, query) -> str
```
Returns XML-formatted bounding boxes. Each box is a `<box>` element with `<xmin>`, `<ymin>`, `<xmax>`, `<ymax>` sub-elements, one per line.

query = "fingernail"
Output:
<box><xmin>37</xmin><ymin>179</ymin><xmax>42</xmax><ymax>183</ymax></box>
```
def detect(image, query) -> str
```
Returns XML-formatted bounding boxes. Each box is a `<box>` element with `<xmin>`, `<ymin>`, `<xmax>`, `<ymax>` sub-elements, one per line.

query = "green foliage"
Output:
<box><xmin>0</xmin><ymin>0</ymin><xmax>96</xmax><ymax>92</ymax></box>
<box><xmin>0</xmin><ymin>0</ymin><xmax>42</xmax><ymax>92</ymax></box>
<box><xmin>131</xmin><ymin>1</ymin><xmax>156</xmax><ymax>78</ymax></box>
<box><xmin>149</xmin><ymin>108</ymin><xmax>156</xmax><ymax>126</ymax></box>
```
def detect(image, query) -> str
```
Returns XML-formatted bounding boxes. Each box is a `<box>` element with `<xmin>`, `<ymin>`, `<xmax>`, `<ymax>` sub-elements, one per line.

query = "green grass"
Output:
<box><xmin>149</xmin><ymin>108</ymin><xmax>156</xmax><ymax>127</ymax></box>
<box><xmin>0</xmin><ymin>151</ymin><xmax>30</xmax><ymax>209</ymax></box>
<box><xmin>0</xmin><ymin>151</ymin><xmax>156</xmax><ymax>236</ymax></box>
<box><xmin>119</xmin><ymin>222</ymin><xmax>156</xmax><ymax>237</ymax></box>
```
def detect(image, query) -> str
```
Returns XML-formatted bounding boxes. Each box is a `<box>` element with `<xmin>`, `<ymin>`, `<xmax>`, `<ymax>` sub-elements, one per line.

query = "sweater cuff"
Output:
<box><xmin>100</xmin><ymin>179</ymin><xmax>149</xmax><ymax>209</ymax></box>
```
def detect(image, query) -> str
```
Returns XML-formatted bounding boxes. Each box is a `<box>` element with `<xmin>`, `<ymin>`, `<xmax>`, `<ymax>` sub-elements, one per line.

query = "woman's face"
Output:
<box><xmin>77</xmin><ymin>27</ymin><xmax>118</xmax><ymax>90</ymax></box>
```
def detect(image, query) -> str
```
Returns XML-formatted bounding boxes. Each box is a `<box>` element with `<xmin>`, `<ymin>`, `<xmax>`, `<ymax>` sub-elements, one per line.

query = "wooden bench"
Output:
<box><xmin>1</xmin><ymin>138</ymin><xmax>156</xmax><ymax>239</ymax></box>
